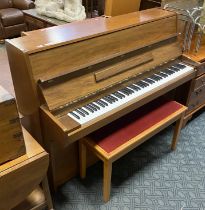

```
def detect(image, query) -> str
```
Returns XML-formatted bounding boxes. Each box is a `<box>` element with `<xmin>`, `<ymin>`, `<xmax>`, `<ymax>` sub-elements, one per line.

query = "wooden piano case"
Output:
<box><xmin>0</xmin><ymin>86</ymin><xmax>26</xmax><ymax>165</ymax></box>
<box><xmin>6</xmin><ymin>8</ymin><xmax>196</xmax><ymax>189</ymax></box>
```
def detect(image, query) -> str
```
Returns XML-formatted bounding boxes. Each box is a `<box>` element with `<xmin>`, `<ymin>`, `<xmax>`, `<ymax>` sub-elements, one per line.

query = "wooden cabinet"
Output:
<box><xmin>0</xmin><ymin>86</ymin><xmax>26</xmax><ymax>165</ymax></box>
<box><xmin>23</xmin><ymin>9</ymin><xmax>67</xmax><ymax>31</ymax></box>
<box><xmin>183</xmin><ymin>43</ymin><xmax>205</xmax><ymax>125</ymax></box>
<box><xmin>0</xmin><ymin>127</ymin><xmax>53</xmax><ymax>210</ymax></box>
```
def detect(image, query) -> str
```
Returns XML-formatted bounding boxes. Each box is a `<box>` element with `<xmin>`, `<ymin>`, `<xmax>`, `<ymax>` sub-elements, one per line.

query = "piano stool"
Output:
<box><xmin>79</xmin><ymin>99</ymin><xmax>187</xmax><ymax>202</ymax></box>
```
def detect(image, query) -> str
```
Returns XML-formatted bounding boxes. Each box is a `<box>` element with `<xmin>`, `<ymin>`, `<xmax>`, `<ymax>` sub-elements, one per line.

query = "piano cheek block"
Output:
<box><xmin>40</xmin><ymin>106</ymin><xmax>81</xmax><ymax>147</ymax></box>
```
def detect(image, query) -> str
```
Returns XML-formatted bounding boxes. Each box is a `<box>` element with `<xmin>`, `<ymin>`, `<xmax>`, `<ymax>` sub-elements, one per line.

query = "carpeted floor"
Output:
<box><xmin>54</xmin><ymin>110</ymin><xmax>205</xmax><ymax>210</ymax></box>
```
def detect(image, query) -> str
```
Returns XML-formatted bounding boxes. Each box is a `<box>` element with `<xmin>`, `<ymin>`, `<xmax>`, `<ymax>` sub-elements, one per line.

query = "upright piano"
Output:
<box><xmin>6</xmin><ymin>8</ymin><xmax>196</xmax><ymax>188</ymax></box>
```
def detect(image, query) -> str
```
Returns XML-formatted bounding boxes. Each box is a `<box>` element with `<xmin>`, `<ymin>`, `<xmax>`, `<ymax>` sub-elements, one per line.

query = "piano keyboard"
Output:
<box><xmin>68</xmin><ymin>63</ymin><xmax>194</xmax><ymax>124</ymax></box>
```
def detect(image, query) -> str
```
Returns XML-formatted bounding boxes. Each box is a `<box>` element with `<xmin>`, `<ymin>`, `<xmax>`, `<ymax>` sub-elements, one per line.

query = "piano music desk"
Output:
<box><xmin>79</xmin><ymin>99</ymin><xmax>187</xmax><ymax>202</ymax></box>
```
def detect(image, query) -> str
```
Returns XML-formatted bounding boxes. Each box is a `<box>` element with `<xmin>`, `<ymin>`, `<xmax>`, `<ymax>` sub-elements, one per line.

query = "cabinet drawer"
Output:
<box><xmin>197</xmin><ymin>62</ymin><xmax>205</xmax><ymax>77</ymax></box>
<box><xmin>24</xmin><ymin>15</ymin><xmax>36</xmax><ymax>24</ymax></box>
<box><xmin>187</xmin><ymin>85</ymin><xmax>205</xmax><ymax>112</ymax></box>
<box><xmin>25</xmin><ymin>15</ymin><xmax>45</xmax><ymax>29</ymax></box>
<box><xmin>35</xmin><ymin>19</ymin><xmax>45</xmax><ymax>28</ymax></box>
<box><xmin>193</xmin><ymin>74</ymin><xmax>205</xmax><ymax>90</ymax></box>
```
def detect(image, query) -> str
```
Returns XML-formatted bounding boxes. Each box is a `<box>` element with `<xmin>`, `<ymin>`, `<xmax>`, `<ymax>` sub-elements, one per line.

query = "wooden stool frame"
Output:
<box><xmin>79</xmin><ymin>105</ymin><xmax>187</xmax><ymax>202</ymax></box>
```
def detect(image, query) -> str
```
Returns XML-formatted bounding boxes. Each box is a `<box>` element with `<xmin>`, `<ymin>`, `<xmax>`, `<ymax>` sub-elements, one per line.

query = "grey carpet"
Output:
<box><xmin>54</xmin><ymin>109</ymin><xmax>205</xmax><ymax>210</ymax></box>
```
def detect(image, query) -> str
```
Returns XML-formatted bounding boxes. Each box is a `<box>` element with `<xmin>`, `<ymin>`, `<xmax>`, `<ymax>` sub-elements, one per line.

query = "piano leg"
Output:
<box><xmin>79</xmin><ymin>140</ymin><xmax>87</xmax><ymax>179</ymax></box>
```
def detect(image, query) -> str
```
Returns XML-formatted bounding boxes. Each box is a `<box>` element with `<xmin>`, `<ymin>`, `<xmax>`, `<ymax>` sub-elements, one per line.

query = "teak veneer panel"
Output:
<box><xmin>94</xmin><ymin>52</ymin><xmax>153</xmax><ymax>82</ymax></box>
<box><xmin>29</xmin><ymin>15</ymin><xmax>177</xmax><ymax>83</ymax></box>
<box><xmin>40</xmin><ymin>38</ymin><xmax>181</xmax><ymax>111</ymax></box>
<box><xmin>7</xmin><ymin>8</ymin><xmax>175</xmax><ymax>53</ymax></box>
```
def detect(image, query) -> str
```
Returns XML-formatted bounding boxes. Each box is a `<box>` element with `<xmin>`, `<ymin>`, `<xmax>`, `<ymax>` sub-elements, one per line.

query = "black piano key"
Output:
<box><xmin>135</xmin><ymin>82</ymin><xmax>144</xmax><ymax>88</ymax></box>
<box><xmin>110</xmin><ymin>95</ymin><xmax>119</xmax><ymax>101</ymax></box>
<box><xmin>144</xmin><ymin>78</ymin><xmax>155</xmax><ymax>84</ymax></box>
<box><xmin>92</xmin><ymin>102</ymin><xmax>101</xmax><ymax>110</ymax></box>
<box><xmin>147</xmin><ymin>77</ymin><xmax>156</xmax><ymax>83</ymax></box>
<box><xmin>122</xmin><ymin>88</ymin><xmax>133</xmax><ymax>95</ymax></box>
<box><xmin>129</xmin><ymin>85</ymin><xmax>140</xmax><ymax>91</ymax></box>
<box><xmin>79</xmin><ymin>108</ymin><xmax>89</xmax><ymax>115</ymax></box>
<box><xmin>167</xmin><ymin>68</ymin><xmax>176</xmax><ymax>73</ymax></box>
<box><xmin>159</xmin><ymin>72</ymin><xmax>168</xmax><ymax>78</ymax></box>
<box><xmin>154</xmin><ymin>73</ymin><xmax>164</xmax><ymax>79</ymax></box>
<box><xmin>108</xmin><ymin>95</ymin><xmax>118</xmax><ymax>102</ymax></box>
<box><xmin>119</xmin><ymin>89</ymin><xmax>127</xmax><ymax>95</ymax></box>
<box><xmin>162</xmin><ymin>69</ymin><xmax>173</xmax><ymax>75</ymax></box>
<box><xmin>150</xmin><ymin>75</ymin><xmax>162</xmax><ymax>81</ymax></box>
<box><xmin>105</xmin><ymin>96</ymin><xmax>115</xmax><ymax>103</ymax></box>
<box><xmin>99</xmin><ymin>99</ymin><xmax>108</xmax><ymax>106</ymax></box>
<box><xmin>120</xmin><ymin>89</ymin><xmax>130</xmax><ymax>96</ymax></box>
<box><xmin>70</xmin><ymin>112</ymin><xmax>80</xmax><ymax>119</ymax></box>
<box><xmin>95</xmin><ymin>100</ymin><xmax>105</xmax><ymax>108</ymax></box>
<box><xmin>125</xmin><ymin>87</ymin><xmax>134</xmax><ymax>94</ymax></box>
<box><xmin>113</xmin><ymin>92</ymin><xmax>123</xmax><ymax>99</ymax></box>
<box><xmin>139</xmin><ymin>81</ymin><xmax>149</xmax><ymax>87</ymax></box>
<box><xmin>174</xmin><ymin>63</ymin><xmax>186</xmax><ymax>69</ymax></box>
<box><xmin>85</xmin><ymin>105</ymin><xmax>94</xmax><ymax>113</ymax></box>
<box><xmin>89</xmin><ymin>103</ymin><xmax>98</xmax><ymax>111</ymax></box>
<box><xmin>116</xmin><ymin>91</ymin><xmax>126</xmax><ymax>98</ymax></box>
<box><xmin>75</xmin><ymin>109</ymin><xmax>85</xmax><ymax>117</ymax></box>
<box><xmin>170</xmin><ymin>66</ymin><xmax>180</xmax><ymax>72</ymax></box>
<box><xmin>103</xmin><ymin>97</ymin><xmax>113</xmax><ymax>104</ymax></box>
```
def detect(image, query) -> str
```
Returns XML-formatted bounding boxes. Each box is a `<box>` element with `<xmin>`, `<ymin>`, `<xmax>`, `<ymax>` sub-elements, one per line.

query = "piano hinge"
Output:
<box><xmin>51</xmin><ymin>58</ymin><xmax>179</xmax><ymax>113</ymax></box>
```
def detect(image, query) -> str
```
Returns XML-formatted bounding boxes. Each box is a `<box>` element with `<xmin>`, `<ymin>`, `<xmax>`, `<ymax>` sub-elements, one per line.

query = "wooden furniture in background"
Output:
<box><xmin>6</xmin><ymin>9</ymin><xmax>195</xmax><ymax>189</ymax></box>
<box><xmin>0</xmin><ymin>127</ymin><xmax>53</xmax><ymax>210</ymax></box>
<box><xmin>0</xmin><ymin>0</ymin><xmax>34</xmax><ymax>40</ymax></box>
<box><xmin>140</xmin><ymin>0</ymin><xmax>161</xmax><ymax>10</ymax></box>
<box><xmin>0</xmin><ymin>85</ymin><xmax>25</xmax><ymax>165</ymax></box>
<box><xmin>104</xmin><ymin>0</ymin><xmax>141</xmax><ymax>16</ymax></box>
<box><xmin>23</xmin><ymin>9</ymin><xmax>67</xmax><ymax>31</ymax></box>
<box><xmin>79</xmin><ymin>99</ymin><xmax>187</xmax><ymax>202</ymax></box>
<box><xmin>183</xmin><ymin>36</ymin><xmax>205</xmax><ymax>125</ymax></box>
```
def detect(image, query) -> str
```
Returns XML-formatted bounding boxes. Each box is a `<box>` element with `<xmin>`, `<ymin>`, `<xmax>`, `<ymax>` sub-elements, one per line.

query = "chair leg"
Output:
<box><xmin>171</xmin><ymin>113</ymin><xmax>185</xmax><ymax>150</ymax></box>
<box><xmin>103</xmin><ymin>160</ymin><xmax>112</xmax><ymax>202</ymax></box>
<box><xmin>41</xmin><ymin>177</ymin><xmax>54</xmax><ymax>210</ymax></box>
<box><xmin>79</xmin><ymin>140</ymin><xmax>87</xmax><ymax>179</ymax></box>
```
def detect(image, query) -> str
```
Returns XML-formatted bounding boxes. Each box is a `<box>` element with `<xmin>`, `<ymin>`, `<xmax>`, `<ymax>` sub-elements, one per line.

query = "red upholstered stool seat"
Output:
<box><xmin>79</xmin><ymin>98</ymin><xmax>187</xmax><ymax>202</ymax></box>
<box><xmin>90</xmin><ymin>98</ymin><xmax>183</xmax><ymax>153</ymax></box>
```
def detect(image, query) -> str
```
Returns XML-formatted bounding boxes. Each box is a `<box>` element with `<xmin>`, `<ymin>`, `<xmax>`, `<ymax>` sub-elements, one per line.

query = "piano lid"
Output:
<box><xmin>6</xmin><ymin>8</ymin><xmax>176</xmax><ymax>54</ymax></box>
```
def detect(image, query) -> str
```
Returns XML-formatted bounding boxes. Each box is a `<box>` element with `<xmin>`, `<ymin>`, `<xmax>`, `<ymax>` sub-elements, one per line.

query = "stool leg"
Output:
<box><xmin>103</xmin><ymin>160</ymin><xmax>112</xmax><ymax>202</ymax></box>
<box><xmin>41</xmin><ymin>177</ymin><xmax>54</xmax><ymax>210</ymax></box>
<box><xmin>79</xmin><ymin>140</ymin><xmax>87</xmax><ymax>179</ymax></box>
<box><xmin>171</xmin><ymin>113</ymin><xmax>185</xmax><ymax>150</ymax></box>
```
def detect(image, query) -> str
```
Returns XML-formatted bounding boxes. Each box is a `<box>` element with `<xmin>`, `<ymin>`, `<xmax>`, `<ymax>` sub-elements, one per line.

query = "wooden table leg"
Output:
<box><xmin>41</xmin><ymin>177</ymin><xmax>54</xmax><ymax>210</ymax></box>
